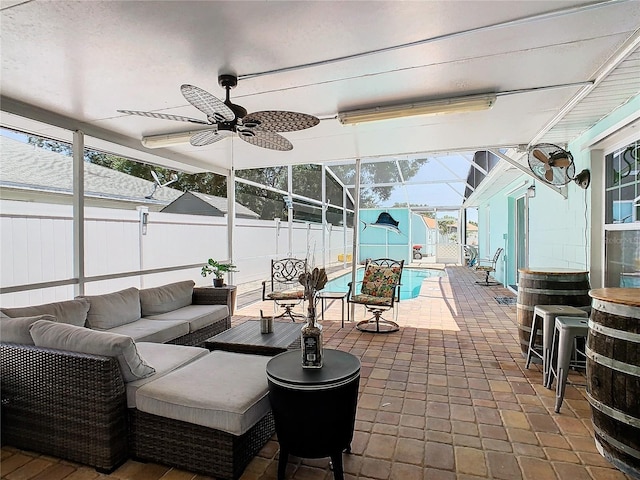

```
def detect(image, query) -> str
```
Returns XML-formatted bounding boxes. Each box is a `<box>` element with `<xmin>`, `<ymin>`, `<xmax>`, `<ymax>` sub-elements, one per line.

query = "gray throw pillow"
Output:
<box><xmin>78</xmin><ymin>287</ymin><xmax>141</xmax><ymax>330</ymax></box>
<box><xmin>1</xmin><ymin>314</ymin><xmax>57</xmax><ymax>344</ymax></box>
<box><xmin>139</xmin><ymin>280</ymin><xmax>195</xmax><ymax>316</ymax></box>
<box><xmin>1</xmin><ymin>299</ymin><xmax>90</xmax><ymax>327</ymax></box>
<box><xmin>30</xmin><ymin>320</ymin><xmax>155</xmax><ymax>382</ymax></box>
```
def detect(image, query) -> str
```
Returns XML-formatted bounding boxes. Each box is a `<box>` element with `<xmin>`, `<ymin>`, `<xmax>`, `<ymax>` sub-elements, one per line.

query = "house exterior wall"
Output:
<box><xmin>482</xmin><ymin>193</ymin><xmax>509</xmax><ymax>286</ymax></box>
<box><xmin>358</xmin><ymin>208</ymin><xmax>411</xmax><ymax>263</ymax></box>
<box><xmin>410</xmin><ymin>213</ymin><xmax>427</xmax><ymax>252</ymax></box>
<box><xmin>475</xmin><ymin>93</ymin><xmax>640</xmax><ymax>288</ymax></box>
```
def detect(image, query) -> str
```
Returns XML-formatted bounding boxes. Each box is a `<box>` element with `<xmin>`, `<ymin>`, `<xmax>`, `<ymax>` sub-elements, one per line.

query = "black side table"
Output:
<box><xmin>266</xmin><ymin>349</ymin><xmax>360</xmax><ymax>480</ymax></box>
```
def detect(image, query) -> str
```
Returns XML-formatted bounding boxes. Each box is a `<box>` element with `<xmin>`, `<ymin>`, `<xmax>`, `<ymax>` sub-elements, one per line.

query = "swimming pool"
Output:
<box><xmin>324</xmin><ymin>268</ymin><xmax>445</xmax><ymax>300</ymax></box>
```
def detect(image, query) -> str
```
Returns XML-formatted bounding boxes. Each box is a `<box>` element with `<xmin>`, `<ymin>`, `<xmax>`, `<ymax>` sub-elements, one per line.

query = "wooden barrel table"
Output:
<box><xmin>516</xmin><ymin>268</ymin><xmax>591</xmax><ymax>357</ymax></box>
<box><xmin>586</xmin><ymin>288</ymin><xmax>640</xmax><ymax>479</ymax></box>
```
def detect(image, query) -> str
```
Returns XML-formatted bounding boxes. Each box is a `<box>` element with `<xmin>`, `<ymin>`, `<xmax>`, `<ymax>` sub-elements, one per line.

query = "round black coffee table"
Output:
<box><xmin>266</xmin><ymin>349</ymin><xmax>360</xmax><ymax>480</ymax></box>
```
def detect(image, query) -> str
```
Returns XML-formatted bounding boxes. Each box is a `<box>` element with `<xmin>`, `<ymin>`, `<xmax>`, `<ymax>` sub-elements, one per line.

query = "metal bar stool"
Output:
<box><xmin>547</xmin><ymin>316</ymin><xmax>589</xmax><ymax>413</ymax></box>
<box><xmin>525</xmin><ymin>305</ymin><xmax>588</xmax><ymax>387</ymax></box>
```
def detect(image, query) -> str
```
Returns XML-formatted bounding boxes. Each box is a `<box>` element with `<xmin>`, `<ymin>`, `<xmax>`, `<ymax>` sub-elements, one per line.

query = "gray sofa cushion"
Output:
<box><xmin>30</xmin><ymin>320</ymin><xmax>155</xmax><ymax>382</ymax></box>
<box><xmin>135</xmin><ymin>351</ymin><xmax>271</xmax><ymax>436</ymax></box>
<box><xmin>139</xmin><ymin>280</ymin><xmax>195</xmax><ymax>316</ymax></box>
<box><xmin>145</xmin><ymin>304</ymin><xmax>228</xmax><ymax>333</ymax></box>
<box><xmin>78</xmin><ymin>287</ymin><xmax>141</xmax><ymax>330</ymax></box>
<box><xmin>1</xmin><ymin>314</ymin><xmax>56</xmax><ymax>344</ymax></box>
<box><xmin>105</xmin><ymin>318</ymin><xmax>189</xmax><ymax>344</ymax></box>
<box><xmin>1</xmin><ymin>298</ymin><xmax>90</xmax><ymax>327</ymax></box>
<box><xmin>125</xmin><ymin>342</ymin><xmax>209</xmax><ymax>407</ymax></box>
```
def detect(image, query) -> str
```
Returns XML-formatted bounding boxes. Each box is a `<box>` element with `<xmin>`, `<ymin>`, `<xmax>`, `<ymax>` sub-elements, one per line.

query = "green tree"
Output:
<box><xmin>27</xmin><ymin>136</ymin><xmax>428</xmax><ymax>219</ymax></box>
<box><xmin>28</xmin><ymin>135</ymin><xmax>227</xmax><ymax>196</ymax></box>
<box><xmin>330</xmin><ymin>158</ymin><xmax>429</xmax><ymax>208</ymax></box>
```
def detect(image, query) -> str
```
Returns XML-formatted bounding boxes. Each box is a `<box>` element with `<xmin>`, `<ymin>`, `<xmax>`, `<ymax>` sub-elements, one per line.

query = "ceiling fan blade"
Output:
<box><xmin>237</xmin><ymin>130</ymin><xmax>293</xmax><ymax>151</ymax></box>
<box><xmin>181</xmin><ymin>85</ymin><xmax>235</xmax><ymax>123</ymax></box>
<box><xmin>242</xmin><ymin>111</ymin><xmax>320</xmax><ymax>132</ymax></box>
<box><xmin>545</xmin><ymin>168</ymin><xmax>555</xmax><ymax>182</ymax></box>
<box><xmin>190</xmin><ymin>129</ymin><xmax>232</xmax><ymax>147</ymax></box>
<box><xmin>117</xmin><ymin>109</ymin><xmax>209</xmax><ymax>125</ymax></box>
<box><xmin>532</xmin><ymin>149</ymin><xmax>550</xmax><ymax>165</ymax></box>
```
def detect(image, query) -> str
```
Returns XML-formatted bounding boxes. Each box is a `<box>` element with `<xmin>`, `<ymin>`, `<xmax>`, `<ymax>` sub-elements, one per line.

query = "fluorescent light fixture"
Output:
<box><xmin>141</xmin><ymin>129</ymin><xmax>212</xmax><ymax>149</ymax></box>
<box><xmin>338</xmin><ymin>93</ymin><xmax>496</xmax><ymax>125</ymax></box>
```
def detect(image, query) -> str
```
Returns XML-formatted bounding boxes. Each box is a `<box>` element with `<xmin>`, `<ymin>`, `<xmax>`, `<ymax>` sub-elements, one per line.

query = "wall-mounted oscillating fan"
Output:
<box><xmin>527</xmin><ymin>143</ymin><xmax>590</xmax><ymax>189</ymax></box>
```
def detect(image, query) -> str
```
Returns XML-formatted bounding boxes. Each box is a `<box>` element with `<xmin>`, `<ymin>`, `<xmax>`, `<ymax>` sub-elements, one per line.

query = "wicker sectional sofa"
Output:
<box><xmin>0</xmin><ymin>281</ymin><xmax>275</xmax><ymax>480</ymax></box>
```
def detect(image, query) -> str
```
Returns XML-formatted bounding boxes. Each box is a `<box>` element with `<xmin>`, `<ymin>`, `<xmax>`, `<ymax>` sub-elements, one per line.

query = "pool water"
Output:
<box><xmin>324</xmin><ymin>268</ymin><xmax>445</xmax><ymax>300</ymax></box>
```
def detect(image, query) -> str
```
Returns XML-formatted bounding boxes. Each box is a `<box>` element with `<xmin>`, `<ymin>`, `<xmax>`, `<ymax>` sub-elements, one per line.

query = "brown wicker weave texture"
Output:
<box><xmin>0</xmin><ymin>343</ymin><xmax>128</xmax><ymax>472</ymax></box>
<box><xmin>129</xmin><ymin>409</ymin><xmax>275</xmax><ymax>480</ymax></box>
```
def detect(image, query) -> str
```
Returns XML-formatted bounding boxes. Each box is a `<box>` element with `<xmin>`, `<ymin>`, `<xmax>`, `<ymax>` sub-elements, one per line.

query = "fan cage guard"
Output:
<box><xmin>528</xmin><ymin>143</ymin><xmax>576</xmax><ymax>186</ymax></box>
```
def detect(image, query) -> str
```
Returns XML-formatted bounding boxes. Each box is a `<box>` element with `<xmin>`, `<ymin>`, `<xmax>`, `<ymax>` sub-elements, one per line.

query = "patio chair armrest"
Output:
<box><xmin>346</xmin><ymin>280</ymin><xmax>364</xmax><ymax>302</ymax></box>
<box><xmin>475</xmin><ymin>261</ymin><xmax>495</xmax><ymax>271</ymax></box>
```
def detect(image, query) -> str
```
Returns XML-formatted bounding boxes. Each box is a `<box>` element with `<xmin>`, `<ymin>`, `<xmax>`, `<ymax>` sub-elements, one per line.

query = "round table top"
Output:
<box><xmin>266</xmin><ymin>349</ymin><xmax>360</xmax><ymax>390</ymax></box>
<box><xmin>519</xmin><ymin>267</ymin><xmax>589</xmax><ymax>275</ymax></box>
<box><xmin>589</xmin><ymin>288</ymin><xmax>640</xmax><ymax>307</ymax></box>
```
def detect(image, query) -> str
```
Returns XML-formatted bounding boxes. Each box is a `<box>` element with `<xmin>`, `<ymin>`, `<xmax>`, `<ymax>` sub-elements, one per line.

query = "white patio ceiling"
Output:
<box><xmin>1</xmin><ymin>0</ymin><xmax>639</xmax><ymax>208</ymax></box>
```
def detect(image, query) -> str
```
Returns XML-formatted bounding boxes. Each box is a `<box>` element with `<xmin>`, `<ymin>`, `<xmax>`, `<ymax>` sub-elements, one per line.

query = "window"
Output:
<box><xmin>604</xmin><ymin>139</ymin><xmax>640</xmax><ymax>287</ymax></box>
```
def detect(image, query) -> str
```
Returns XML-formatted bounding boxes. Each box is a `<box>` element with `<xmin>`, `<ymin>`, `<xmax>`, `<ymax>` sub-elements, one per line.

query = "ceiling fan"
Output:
<box><xmin>118</xmin><ymin>74</ymin><xmax>319</xmax><ymax>151</ymax></box>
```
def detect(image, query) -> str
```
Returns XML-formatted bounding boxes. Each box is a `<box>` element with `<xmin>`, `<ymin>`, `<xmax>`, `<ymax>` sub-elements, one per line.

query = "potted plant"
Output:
<box><xmin>201</xmin><ymin>259</ymin><xmax>237</xmax><ymax>287</ymax></box>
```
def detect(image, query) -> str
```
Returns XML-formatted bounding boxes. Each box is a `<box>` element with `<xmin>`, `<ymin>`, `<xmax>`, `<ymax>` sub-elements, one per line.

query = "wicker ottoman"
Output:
<box><xmin>130</xmin><ymin>350</ymin><xmax>274</xmax><ymax>480</ymax></box>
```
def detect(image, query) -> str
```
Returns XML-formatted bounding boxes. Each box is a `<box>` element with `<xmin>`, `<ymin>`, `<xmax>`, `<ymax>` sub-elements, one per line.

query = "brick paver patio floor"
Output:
<box><xmin>1</xmin><ymin>266</ymin><xmax>632</xmax><ymax>480</ymax></box>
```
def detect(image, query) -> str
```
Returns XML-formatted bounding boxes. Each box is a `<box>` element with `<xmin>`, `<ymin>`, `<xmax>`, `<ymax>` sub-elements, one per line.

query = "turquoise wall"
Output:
<box><xmin>485</xmin><ymin>191</ymin><xmax>510</xmax><ymax>285</ymax></box>
<box><xmin>478</xmin><ymin>94</ymin><xmax>640</xmax><ymax>286</ymax></box>
<box><xmin>411</xmin><ymin>213</ymin><xmax>427</xmax><ymax>248</ymax></box>
<box><xmin>359</xmin><ymin>208</ymin><xmax>410</xmax><ymax>263</ymax></box>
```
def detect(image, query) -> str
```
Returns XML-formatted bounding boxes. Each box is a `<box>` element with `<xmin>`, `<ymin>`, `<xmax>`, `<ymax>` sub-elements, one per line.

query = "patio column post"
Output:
<box><xmin>322</xmin><ymin>164</ymin><xmax>327</xmax><ymax>267</ymax></box>
<box><xmin>343</xmin><ymin>187</ymin><xmax>348</xmax><ymax>268</ymax></box>
<box><xmin>459</xmin><ymin>207</ymin><xmax>466</xmax><ymax>265</ymax></box>
<box><xmin>351</xmin><ymin>158</ymin><xmax>361</xmax><ymax>321</ymax></box>
<box><xmin>227</xmin><ymin>166</ymin><xmax>236</xmax><ymax>286</ymax></box>
<box><xmin>72</xmin><ymin>130</ymin><xmax>85</xmax><ymax>296</ymax></box>
<box><xmin>288</xmin><ymin>165</ymin><xmax>293</xmax><ymax>255</ymax></box>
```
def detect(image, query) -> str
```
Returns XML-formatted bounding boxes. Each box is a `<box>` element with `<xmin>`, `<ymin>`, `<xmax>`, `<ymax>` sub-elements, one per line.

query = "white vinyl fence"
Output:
<box><xmin>0</xmin><ymin>200</ymin><xmax>353</xmax><ymax>307</ymax></box>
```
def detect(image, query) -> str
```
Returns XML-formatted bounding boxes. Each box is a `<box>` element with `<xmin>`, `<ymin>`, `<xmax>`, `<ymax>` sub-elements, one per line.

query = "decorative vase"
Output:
<box><xmin>301</xmin><ymin>305</ymin><xmax>323</xmax><ymax>369</ymax></box>
<box><xmin>213</xmin><ymin>277</ymin><xmax>224</xmax><ymax>288</ymax></box>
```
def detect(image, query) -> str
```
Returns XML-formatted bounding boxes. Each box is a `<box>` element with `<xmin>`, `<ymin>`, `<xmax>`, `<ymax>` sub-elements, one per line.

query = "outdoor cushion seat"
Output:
<box><xmin>135</xmin><ymin>350</ymin><xmax>271</xmax><ymax>436</ymax></box>
<box><xmin>106</xmin><ymin>318</ymin><xmax>189</xmax><ymax>344</ymax></box>
<box><xmin>1</xmin><ymin>298</ymin><xmax>90</xmax><ymax>327</ymax></box>
<box><xmin>139</xmin><ymin>280</ymin><xmax>194</xmax><ymax>316</ymax></box>
<box><xmin>267</xmin><ymin>290</ymin><xmax>304</xmax><ymax>300</ymax></box>
<box><xmin>78</xmin><ymin>287</ymin><xmax>141</xmax><ymax>330</ymax></box>
<box><xmin>125</xmin><ymin>342</ymin><xmax>209</xmax><ymax>407</ymax></box>
<box><xmin>145</xmin><ymin>304</ymin><xmax>229</xmax><ymax>333</ymax></box>
<box><xmin>349</xmin><ymin>293</ymin><xmax>393</xmax><ymax>306</ymax></box>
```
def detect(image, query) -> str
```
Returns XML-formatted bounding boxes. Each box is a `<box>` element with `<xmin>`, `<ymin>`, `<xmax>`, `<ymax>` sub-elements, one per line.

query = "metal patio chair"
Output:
<box><xmin>347</xmin><ymin>258</ymin><xmax>404</xmax><ymax>333</ymax></box>
<box><xmin>474</xmin><ymin>247</ymin><xmax>503</xmax><ymax>286</ymax></box>
<box><xmin>262</xmin><ymin>257</ymin><xmax>308</xmax><ymax>321</ymax></box>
